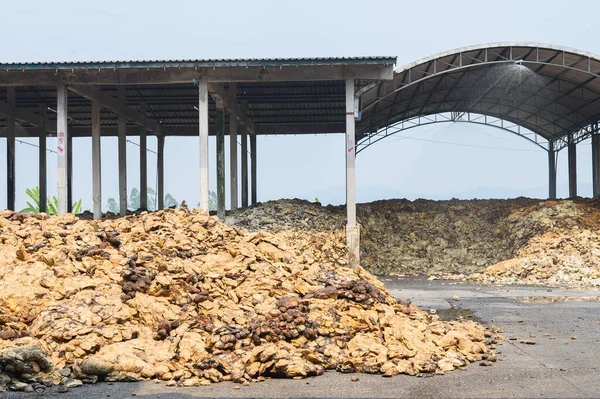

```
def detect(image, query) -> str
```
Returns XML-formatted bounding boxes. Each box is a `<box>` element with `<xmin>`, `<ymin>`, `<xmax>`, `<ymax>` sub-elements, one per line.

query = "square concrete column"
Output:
<box><xmin>198</xmin><ymin>80</ymin><xmax>209</xmax><ymax>211</ymax></box>
<box><xmin>56</xmin><ymin>81</ymin><xmax>69</xmax><ymax>215</ymax></box>
<box><xmin>230</xmin><ymin>117</ymin><xmax>238</xmax><ymax>211</ymax></box>
<box><xmin>592</xmin><ymin>126</ymin><xmax>600</xmax><ymax>197</ymax></box>
<box><xmin>139</xmin><ymin>102</ymin><xmax>148</xmax><ymax>210</ymax></box>
<box><xmin>157</xmin><ymin>135</ymin><xmax>165</xmax><ymax>210</ymax></box>
<box><xmin>6</xmin><ymin>87</ymin><xmax>15</xmax><ymax>211</ymax></box>
<box><xmin>91</xmin><ymin>100</ymin><xmax>102</xmax><ymax>219</ymax></box>
<box><xmin>250</xmin><ymin>134</ymin><xmax>257</xmax><ymax>205</ymax></box>
<box><xmin>67</xmin><ymin>135</ymin><xmax>73</xmax><ymax>212</ymax></box>
<box><xmin>241</xmin><ymin>128</ymin><xmax>248</xmax><ymax>208</ymax></box>
<box><xmin>568</xmin><ymin>136</ymin><xmax>577</xmax><ymax>198</ymax></box>
<box><xmin>345</xmin><ymin>79</ymin><xmax>360</xmax><ymax>269</ymax></box>
<box><xmin>118</xmin><ymin>87</ymin><xmax>128</xmax><ymax>216</ymax></box>
<box><xmin>216</xmin><ymin>100</ymin><xmax>226</xmax><ymax>219</ymax></box>
<box><xmin>38</xmin><ymin>103</ymin><xmax>47</xmax><ymax>213</ymax></box>
<box><xmin>548</xmin><ymin>141</ymin><xmax>557</xmax><ymax>200</ymax></box>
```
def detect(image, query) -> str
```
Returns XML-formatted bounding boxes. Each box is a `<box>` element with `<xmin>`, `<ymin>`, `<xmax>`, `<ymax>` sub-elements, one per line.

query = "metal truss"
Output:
<box><xmin>356</xmin><ymin>112</ymin><xmax>550</xmax><ymax>154</ymax></box>
<box><xmin>357</xmin><ymin>43</ymin><xmax>600</xmax><ymax>152</ymax></box>
<box><xmin>553</xmin><ymin>122</ymin><xmax>600</xmax><ymax>152</ymax></box>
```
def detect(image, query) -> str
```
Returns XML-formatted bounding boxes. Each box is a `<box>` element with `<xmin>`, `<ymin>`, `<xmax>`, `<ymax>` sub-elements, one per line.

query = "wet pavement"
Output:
<box><xmin>4</xmin><ymin>279</ymin><xmax>600</xmax><ymax>398</ymax></box>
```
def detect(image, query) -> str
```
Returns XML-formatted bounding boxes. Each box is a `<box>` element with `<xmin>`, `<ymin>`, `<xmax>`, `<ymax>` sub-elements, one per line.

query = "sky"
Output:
<box><xmin>1</xmin><ymin>0</ymin><xmax>599</xmax><ymax>211</ymax></box>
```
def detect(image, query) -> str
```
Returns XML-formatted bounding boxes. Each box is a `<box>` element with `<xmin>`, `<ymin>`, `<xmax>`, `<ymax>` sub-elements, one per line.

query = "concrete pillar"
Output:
<box><xmin>250</xmin><ymin>134</ymin><xmax>257</xmax><ymax>205</ymax></box>
<box><xmin>592</xmin><ymin>126</ymin><xmax>600</xmax><ymax>197</ymax></box>
<box><xmin>118</xmin><ymin>87</ymin><xmax>127</xmax><ymax>216</ymax></box>
<box><xmin>56</xmin><ymin>81</ymin><xmax>69</xmax><ymax>215</ymax></box>
<box><xmin>216</xmin><ymin>100</ymin><xmax>226</xmax><ymax>219</ymax></box>
<box><xmin>345</xmin><ymin>79</ymin><xmax>360</xmax><ymax>269</ymax></box>
<box><xmin>241</xmin><ymin>128</ymin><xmax>248</xmax><ymax>208</ymax></box>
<box><xmin>38</xmin><ymin>103</ymin><xmax>47</xmax><ymax>213</ymax></box>
<box><xmin>568</xmin><ymin>136</ymin><xmax>577</xmax><ymax>198</ymax></box>
<box><xmin>198</xmin><ymin>80</ymin><xmax>209</xmax><ymax>211</ymax></box>
<box><xmin>139</xmin><ymin>102</ymin><xmax>148</xmax><ymax>210</ymax></box>
<box><xmin>6</xmin><ymin>87</ymin><xmax>15</xmax><ymax>211</ymax></box>
<box><xmin>67</xmin><ymin>136</ymin><xmax>73</xmax><ymax>212</ymax></box>
<box><xmin>548</xmin><ymin>141</ymin><xmax>557</xmax><ymax>200</ymax></box>
<box><xmin>91</xmin><ymin>101</ymin><xmax>102</xmax><ymax>219</ymax></box>
<box><xmin>229</xmin><ymin>116</ymin><xmax>238</xmax><ymax>211</ymax></box>
<box><xmin>157</xmin><ymin>135</ymin><xmax>165</xmax><ymax>210</ymax></box>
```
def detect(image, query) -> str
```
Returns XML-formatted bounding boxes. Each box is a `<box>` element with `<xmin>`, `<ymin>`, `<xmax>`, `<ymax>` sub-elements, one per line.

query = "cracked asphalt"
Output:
<box><xmin>4</xmin><ymin>279</ymin><xmax>600</xmax><ymax>398</ymax></box>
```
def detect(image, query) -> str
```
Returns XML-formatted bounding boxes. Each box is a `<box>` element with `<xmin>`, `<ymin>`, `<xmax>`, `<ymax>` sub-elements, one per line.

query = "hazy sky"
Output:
<box><xmin>1</xmin><ymin>0</ymin><xmax>599</xmax><ymax>211</ymax></box>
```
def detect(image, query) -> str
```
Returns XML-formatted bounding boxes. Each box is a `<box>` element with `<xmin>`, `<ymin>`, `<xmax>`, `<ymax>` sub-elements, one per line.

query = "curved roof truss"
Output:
<box><xmin>357</xmin><ymin>43</ymin><xmax>600</xmax><ymax>153</ymax></box>
<box><xmin>356</xmin><ymin>111</ymin><xmax>549</xmax><ymax>154</ymax></box>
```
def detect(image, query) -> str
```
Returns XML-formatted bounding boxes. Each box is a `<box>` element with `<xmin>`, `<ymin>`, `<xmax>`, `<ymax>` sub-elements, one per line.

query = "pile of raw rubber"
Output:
<box><xmin>0</xmin><ymin>208</ymin><xmax>495</xmax><ymax>391</ymax></box>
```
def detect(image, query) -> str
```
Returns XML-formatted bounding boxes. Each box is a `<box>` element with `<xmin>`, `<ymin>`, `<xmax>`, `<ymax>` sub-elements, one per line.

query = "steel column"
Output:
<box><xmin>91</xmin><ymin>100</ymin><xmax>102</xmax><ymax>219</ymax></box>
<box><xmin>568</xmin><ymin>136</ymin><xmax>577</xmax><ymax>198</ymax></box>
<box><xmin>38</xmin><ymin>103</ymin><xmax>47</xmax><ymax>213</ymax></box>
<box><xmin>56</xmin><ymin>81</ymin><xmax>69</xmax><ymax>215</ymax></box>
<box><xmin>198</xmin><ymin>80</ymin><xmax>209</xmax><ymax>211</ymax></box>
<box><xmin>241</xmin><ymin>128</ymin><xmax>248</xmax><ymax>208</ymax></box>
<box><xmin>548</xmin><ymin>142</ymin><xmax>557</xmax><ymax>199</ymax></box>
<box><xmin>250</xmin><ymin>134</ymin><xmax>257</xmax><ymax>205</ymax></box>
<box><xmin>216</xmin><ymin>100</ymin><xmax>226</xmax><ymax>219</ymax></box>
<box><xmin>345</xmin><ymin>79</ymin><xmax>360</xmax><ymax>269</ymax></box>
<box><xmin>592</xmin><ymin>124</ymin><xmax>600</xmax><ymax>197</ymax></box>
<box><xmin>6</xmin><ymin>87</ymin><xmax>15</xmax><ymax>211</ymax></box>
<box><xmin>118</xmin><ymin>87</ymin><xmax>127</xmax><ymax>216</ymax></box>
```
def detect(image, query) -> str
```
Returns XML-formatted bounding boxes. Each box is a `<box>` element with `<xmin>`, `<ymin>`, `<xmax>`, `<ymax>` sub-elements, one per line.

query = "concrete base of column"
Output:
<box><xmin>346</xmin><ymin>224</ymin><xmax>360</xmax><ymax>269</ymax></box>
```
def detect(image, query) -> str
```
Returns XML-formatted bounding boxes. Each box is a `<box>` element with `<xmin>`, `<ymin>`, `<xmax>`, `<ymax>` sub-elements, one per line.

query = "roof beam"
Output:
<box><xmin>208</xmin><ymin>83</ymin><xmax>255</xmax><ymax>133</ymax></box>
<box><xmin>3</xmin><ymin>123</ymin><xmax>344</xmax><ymax>138</ymax></box>
<box><xmin>0</xmin><ymin>64</ymin><xmax>394</xmax><ymax>86</ymax></box>
<box><xmin>0</xmin><ymin>101</ymin><xmax>44</xmax><ymax>126</ymax></box>
<box><xmin>67</xmin><ymin>85</ymin><xmax>160</xmax><ymax>133</ymax></box>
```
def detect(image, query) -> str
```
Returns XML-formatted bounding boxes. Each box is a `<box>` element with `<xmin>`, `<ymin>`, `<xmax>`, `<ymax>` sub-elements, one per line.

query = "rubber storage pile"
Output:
<box><xmin>228</xmin><ymin>198</ymin><xmax>600</xmax><ymax>286</ymax></box>
<box><xmin>0</xmin><ymin>208</ymin><xmax>494</xmax><ymax>391</ymax></box>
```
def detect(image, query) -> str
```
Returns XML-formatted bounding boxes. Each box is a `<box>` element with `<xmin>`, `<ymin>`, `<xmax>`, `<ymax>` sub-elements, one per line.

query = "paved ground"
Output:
<box><xmin>5</xmin><ymin>279</ymin><xmax>600</xmax><ymax>398</ymax></box>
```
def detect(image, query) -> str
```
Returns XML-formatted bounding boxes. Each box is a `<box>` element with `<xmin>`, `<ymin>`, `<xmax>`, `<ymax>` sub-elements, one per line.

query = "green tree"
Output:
<box><xmin>198</xmin><ymin>191</ymin><xmax>217</xmax><ymax>211</ymax></box>
<box><xmin>108</xmin><ymin>188</ymin><xmax>178</xmax><ymax>212</ymax></box>
<box><xmin>165</xmin><ymin>193</ymin><xmax>178</xmax><ymax>208</ymax></box>
<box><xmin>107</xmin><ymin>198</ymin><xmax>119</xmax><ymax>214</ymax></box>
<box><xmin>209</xmin><ymin>191</ymin><xmax>217</xmax><ymax>211</ymax></box>
<box><xmin>128</xmin><ymin>188</ymin><xmax>140</xmax><ymax>210</ymax></box>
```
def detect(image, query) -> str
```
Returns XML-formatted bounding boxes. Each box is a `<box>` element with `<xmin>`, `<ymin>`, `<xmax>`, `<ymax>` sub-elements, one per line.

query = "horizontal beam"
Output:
<box><xmin>68</xmin><ymin>85</ymin><xmax>160</xmax><ymax>133</ymax></box>
<box><xmin>0</xmin><ymin>101</ymin><xmax>44</xmax><ymax>126</ymax></box>
<box><xmin>0</xmin><ymin>64</ymin><xmax>394</xmax><ymax>86</ymax></box>
<box><xmin>208</xmin><ymin>83</ymin><xmax>256</xmax><ymax>133</ymax></box>
<box><xmin>3</xmin><ymin>123</ymin><xmax>345</xmax><ymax>138</ymax></box>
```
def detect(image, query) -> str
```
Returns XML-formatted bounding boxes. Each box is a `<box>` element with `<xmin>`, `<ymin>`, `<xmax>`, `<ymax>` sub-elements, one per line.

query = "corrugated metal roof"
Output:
<box><xmin>0</xmin><ymin>56</ymin><xmax>396</xmax><ymax>71</ymax></box>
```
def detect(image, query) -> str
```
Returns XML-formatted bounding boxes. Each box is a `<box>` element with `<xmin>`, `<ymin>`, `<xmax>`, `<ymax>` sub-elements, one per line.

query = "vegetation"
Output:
<box><xmin>20</xmin><ymin>186</ymin><xmax>82</xmax><ymax>215</ymax></box>
<box><xmin>107</xmin><ymin>188</ymin><xmax>180</xmax><ymax>214</ymax></box>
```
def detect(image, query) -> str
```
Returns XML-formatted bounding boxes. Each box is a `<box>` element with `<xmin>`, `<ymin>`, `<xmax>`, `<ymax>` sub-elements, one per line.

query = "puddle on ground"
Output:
<box><xmin>436</xmin><ymin>307</ymin><xmax>482</xmax><ymax>322</ymax></box>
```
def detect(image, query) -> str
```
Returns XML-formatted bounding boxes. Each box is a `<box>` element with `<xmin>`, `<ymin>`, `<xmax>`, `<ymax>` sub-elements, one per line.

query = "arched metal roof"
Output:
<box><xmin>356</xmin><ymin>43</ymin><xmax>600</xmax><ymax>152</ymax></box>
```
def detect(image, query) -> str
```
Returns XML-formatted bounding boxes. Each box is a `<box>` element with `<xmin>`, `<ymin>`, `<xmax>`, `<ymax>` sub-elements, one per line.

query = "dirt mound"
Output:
<box><xmin>228</xmin><ymin>198</ymin><xmax>600</xmax><ymax>286</ymax></box>
<box><xmin>0</xmin><ymin>209</ymin><xmax>494</xmax><ymax>391</ymax></box>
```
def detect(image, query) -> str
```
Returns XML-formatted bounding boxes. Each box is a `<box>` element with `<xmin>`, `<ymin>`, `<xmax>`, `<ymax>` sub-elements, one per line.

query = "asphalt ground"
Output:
<box><xmin>4</xmin><ymin>279</ymin><xmax>600</xmax><ymax>399</ymax></box>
